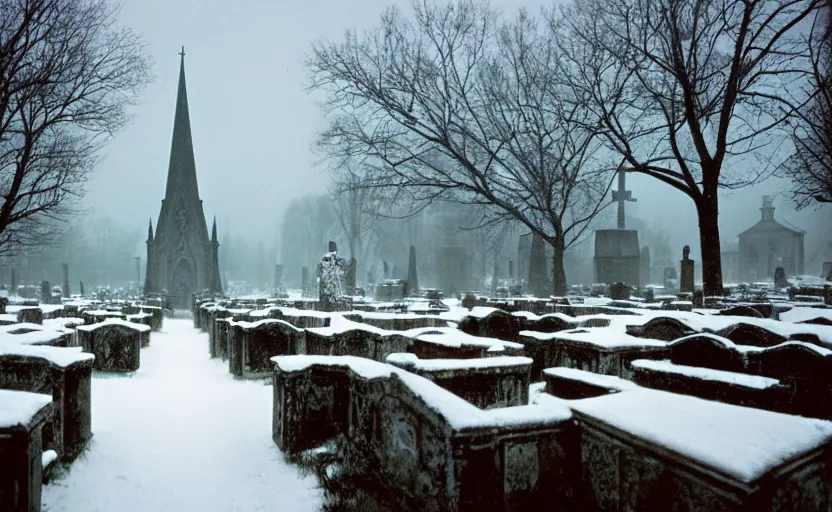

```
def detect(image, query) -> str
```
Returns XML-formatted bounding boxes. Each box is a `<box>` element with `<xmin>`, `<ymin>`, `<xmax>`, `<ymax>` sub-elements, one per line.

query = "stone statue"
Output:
<box><xmin>774</xmin><ymin>266</ymin><xmax>788</xmax><ymax>289</ymax></box>
<box><xmin>683</xmin><ymin>245</ymin><xmax>690</xmax><ymax>261</ymax></box>
<box><xmin>317</xmin><ymin>251</ymin><xmax>345</xmax><ymax>312</ymax></box>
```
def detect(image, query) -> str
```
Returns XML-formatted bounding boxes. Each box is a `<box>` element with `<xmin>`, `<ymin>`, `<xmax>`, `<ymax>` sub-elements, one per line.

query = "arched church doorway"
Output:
<box><xmin>170</xmin><ymin>259</ymin><xmax>195</xmax><ymax>310</ymax></box>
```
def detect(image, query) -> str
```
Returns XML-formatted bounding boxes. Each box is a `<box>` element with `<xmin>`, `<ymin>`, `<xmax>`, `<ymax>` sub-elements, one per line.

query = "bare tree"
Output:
<box><xmin>308</xmin><ymin>1</ymin><xmax>614</xmax><ymax>295</ymax></box>
<box><xmin>556</xmin><ymin>0</ymin><xmax>825</xmax><ymax>294</ymax></box>
<box><xmin>329</xmin><ymin>160</ymin><xmax>385</xmax><ymax>285</ymax></box>
<box><xmin>0</xmin><ymin>0</ymin><xmax>152</xmax><ymax>254</ymax></box>
<box><xmin>281</xmin><ymin>194</ymin><xmax>337</xmax><ymax>274</ymax></box>
<box><xmin>784</xmin><ymin>3</ymin><xmax>832</xmax><ymax>207</ymax></box>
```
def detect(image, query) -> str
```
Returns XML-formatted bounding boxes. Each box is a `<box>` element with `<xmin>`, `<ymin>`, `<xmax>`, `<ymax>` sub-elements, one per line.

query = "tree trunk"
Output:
<box><xmin>697</xmin><ymin>197</ymin><xmax>724</xmax><ymax>296</ymax></box>
<box><xmin>551</xmin><ymin>237</ymin><xmax>567</xmax><ymax>296</ymax></box>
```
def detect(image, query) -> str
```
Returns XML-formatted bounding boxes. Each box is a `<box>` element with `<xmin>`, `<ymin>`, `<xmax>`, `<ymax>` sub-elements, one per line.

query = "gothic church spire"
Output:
<box><xmin>163</xmin><ymin>46</ymin><xmax>200</xmax><ymax>202</ymax></box>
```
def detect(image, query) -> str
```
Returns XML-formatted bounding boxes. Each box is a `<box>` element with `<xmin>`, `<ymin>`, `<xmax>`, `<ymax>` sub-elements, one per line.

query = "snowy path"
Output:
<box><xmin>42</xmin><ymin>319</ymin><xmax>321</xmax><ymax>511</ymax></box>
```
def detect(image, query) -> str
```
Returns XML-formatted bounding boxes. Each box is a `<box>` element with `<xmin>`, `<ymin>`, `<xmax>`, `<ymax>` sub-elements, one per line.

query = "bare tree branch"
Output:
<box><xmin>0</xmin><ymin>0</ymin><xmax>153</xmax><ymax>255</ymax></box>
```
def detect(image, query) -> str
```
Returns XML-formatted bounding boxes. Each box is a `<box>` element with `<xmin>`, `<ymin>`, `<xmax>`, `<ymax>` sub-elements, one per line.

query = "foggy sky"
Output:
<box><xmin>84</xmin><ymin>0</ymin><xmax>832</xmax><ymax>267</ymax></box>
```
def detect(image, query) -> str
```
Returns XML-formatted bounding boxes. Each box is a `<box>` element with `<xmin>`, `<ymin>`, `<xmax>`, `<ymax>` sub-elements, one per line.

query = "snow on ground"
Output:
<box><xmin>42</xmin><ymin>319</ymin><xmax>321</xmax><ymax>512</ymax></box>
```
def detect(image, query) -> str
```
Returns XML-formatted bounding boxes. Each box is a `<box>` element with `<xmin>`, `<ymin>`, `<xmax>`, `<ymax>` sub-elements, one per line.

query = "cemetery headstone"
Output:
<box><xmin>383</xmin><ymin>261</ymin><xmax>390</xmax><ymax>279</ymax></box>
<box><xmin>10</xmin><ymin>268</ymin><xmax>16</xmax><ymax>296</ymax></box>
<box><xmin>79</xmin><ymin>281</ymin><xmax>85</xmax><ymax>297</ymax></box>
<box><xmin>644</xmin><ymin>287</ymin><xmax>655</xmax><ymax>302</ymax></box>
<box><xmin>345</xmin><ymin>258</ymin><xmax>357</xmax><ymax>295</ymax></box>
<box><xmin>528</xmin><ymin>233</ymin><xmax>551</xmax><ymax>297</ymax></box>
<box><xmin>62</xmin><ymin>263</ymin><xmax>70</xmax><ymax>297</ymax></box>
<box><xmin>594</xmin><ymin>229</ymin><xmax>641</xmax><ymax>287</ymax></box>
<box><xmin>680</xmin><ymin>246</ymin><xmax>695</xmax><ymax>293</ymax></box>
<box><xmin>40</xmin><ymin>281</ymin><xmax>51</xmax><ymax>305</ymax></box>
<box><xmin>328</xmin><ymin>241</ymin><xmax>337</xmax><ymax>253</ymax></box>
<box><xmin>461</xmin><ymin>292</ymin><xmax>475</xmax><ymax>310</ymax></box>
<box><xmin>774</xmin><ymin>266</ymin><xmax>788</xmax><ymax>289</ymax></box>
<box><xmin>693</xmin><ymin>290</ymin><xmax>704</xmax><ymax>308</ymax></box>
<box><xmin>407</xmin><ymin>246</ymin><xmax>419</xmax><ymax>295</ymax></box>
<box><xmin>301</xmin><ymin>266</ymin><xmax>309</xmax><ymax>298</ymax></box>
<box><xmin>609</xmin><ymin>282</ymin><xmax>629</xmax><ymax>300</ymax></box>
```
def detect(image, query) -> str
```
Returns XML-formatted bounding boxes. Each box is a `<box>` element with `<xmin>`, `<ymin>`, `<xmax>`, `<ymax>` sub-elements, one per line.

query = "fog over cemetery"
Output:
<box><xmin>2</xmin><ymin>0</ymin><xmax>832</xmax><ymax>510</ymax></box>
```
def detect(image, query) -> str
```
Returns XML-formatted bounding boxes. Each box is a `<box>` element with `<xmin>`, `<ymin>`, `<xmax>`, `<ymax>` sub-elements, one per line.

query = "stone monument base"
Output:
<box><xmin>594</xmin><ymin>229</ymin><xmax>640</xmax><ymax>286</ymax></box>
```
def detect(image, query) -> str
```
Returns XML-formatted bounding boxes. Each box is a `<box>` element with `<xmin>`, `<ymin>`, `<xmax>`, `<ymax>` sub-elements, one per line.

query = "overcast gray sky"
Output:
<box><xmin>84</xmin><ymin>0</ymin><xmax>832</xmax><ymax>269</ymax></box>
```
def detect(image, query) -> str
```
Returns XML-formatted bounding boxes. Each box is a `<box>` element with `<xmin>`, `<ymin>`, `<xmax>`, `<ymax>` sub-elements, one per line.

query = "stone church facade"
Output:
<box><xmin>145</xmin><ymin>50</ymin><xmax>222</xmax><ymax>308</ymax></box>
<box><xmin>737</xmin><ymin>196</ymin><xmax>804</xmax><ymax>282</ymax></box>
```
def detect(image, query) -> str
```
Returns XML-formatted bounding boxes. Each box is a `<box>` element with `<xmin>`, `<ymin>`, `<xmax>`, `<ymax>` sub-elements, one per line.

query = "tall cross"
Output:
<box><xmin>179</xmin><ymin>46</ymin><xmax>185</xmax><ymax>58</ymax></box>
<box><xmin>612</xmin><ymin>169</ymin><xmax>637</xmax><ymax>229</ymax></box>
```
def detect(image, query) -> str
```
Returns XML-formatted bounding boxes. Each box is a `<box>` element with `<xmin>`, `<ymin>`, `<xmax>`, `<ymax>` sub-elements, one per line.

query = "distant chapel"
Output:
<box><xmin>737</xmin><ymin>196</ymin><xmax>804</xmax><ymax>282</ymax></box>
<box><xmin>144</xmin><ymin>49</ymin><xmax>222</xmax><ymax>308</ymax></box>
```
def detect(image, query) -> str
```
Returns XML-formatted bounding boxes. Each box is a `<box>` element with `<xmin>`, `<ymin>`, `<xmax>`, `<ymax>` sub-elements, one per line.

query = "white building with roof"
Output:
<box><xmin>737</xmin><ymin>196</ymin><xmax>805</xmax><ymax>281</ymax></box>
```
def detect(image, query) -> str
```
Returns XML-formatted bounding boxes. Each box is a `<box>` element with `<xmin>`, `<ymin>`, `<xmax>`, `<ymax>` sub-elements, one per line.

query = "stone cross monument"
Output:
<box><xmin>595</xmin><ymin>169</ymin><xmax>641</xmax><ymax>286</ymax></box>
<box><xmin>612</xmin><ymin>169</ymin><xmax>637</xmax><ymax>229</ymax></box>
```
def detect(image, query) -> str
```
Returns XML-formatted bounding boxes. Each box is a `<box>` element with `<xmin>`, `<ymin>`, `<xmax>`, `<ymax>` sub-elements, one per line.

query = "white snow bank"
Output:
<box><xmin>0</xmin><ymin>343</ymin><xmax>94</xmax><ymax>367</ymax></box>
<box><xmin>408</xmin><ymin>328</ymin><xmax>524</xmax><ymax>350</ymax></box>
<box><xmin>668</xmin><ymin>332</ymin><xmax>738</xmax><ymax>349</ymax></box>
<box><xmin>570</xmin><ymin>389</ymin><xmax>832</xmax><ymax>483</ymax></box>
<box><xmin>542</xmin><ymin>367</ymin><xmax>638</xmax><ymax>391</ymax></box>
<box><xmin>348</xmin><ymin>311</ymin><xmax>440</xmax><ymax>321</ymax></box>
<box><xmin>272</xmin><ymin>354</ymin><xmax>394</xmax><ymax>380</ymax></box>
<box><xmin>42</xmin><ymin>319</ymin><xmax>321</xmax><ymax>511</ymax></box>
<box><xmin>766</xmin><ymin>340</ymin><xmax>832</xmax><ymax>356</ymax></box>
<box><xmin>520</xmin><ymin>328</ymin><xmax>666</xmax><ymax>349</ymax></box>
<box><xmin>0</xmin><ymin>322</ymin><xmax>59</xmax><ymax>334</ymax></box>
<box><xmin>631</xmin><ymin>359</ymin><xmax>781</xmax><ymax>389</ymax></box>
<box><xmin>386</xmin><ymin>353</ymin><xmax>532</xmax><ymax>371</ymax></box>
<box><xmin>42</xmin><ymin>449</ymin><xmax>58</xmax><ymax>468</ymax></box>
<box><xmin>233</xmin><ymin>319</ymin><xmax>303</xmax><ymax>332</ymax></box>
<box><xmin>76</xmin><ymin>318</ymin><xmax>150</xmax><ymax>333</ymax></box>
<box><xmin>0</xmin><ymin>389</ymin><xmax>52</xmax><ymax>429</ymax></box>
<box><xmin>43</xmin><ymin>318</ymin><xmax>85</xmax><ymax>329</ymax></box>
<box><xmin>278</xmin><ymin>308</ymin><xmax>331</xmax><ymax>319</ymax></box>
<box><xmin>83</xmin><ymin>310</ymin><xmax>125</xmax><ymax>317</ymax></box>
<box><xmin>0</xmin><ymin>330</ymin><xmax>66</xmax><ymax>346</ymax></box>
<box><xmin>465</xmin><ymin>306</ymin><xmax>503</xmax><ymax>319</ymax></box>
<box><xmin>780</xmin><ymin>307</ymin><xmax>832</xmax><ymax>324</ymax></box>
<box><xmin>308</xmin><ymin>314</ymin><xmax>389</xmax><ymax>336</ymax></box>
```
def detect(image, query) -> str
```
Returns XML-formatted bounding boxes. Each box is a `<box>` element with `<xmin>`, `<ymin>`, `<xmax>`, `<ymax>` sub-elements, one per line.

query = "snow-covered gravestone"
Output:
<box><xmin>0</xmin><ymin>389</ymin><xmax>53</xmax><ymax>512</ymax></box>
<box><xmin>317</xmin><ymin>249</ymin><xmax>345</xmax><ymax>312</ymax></box>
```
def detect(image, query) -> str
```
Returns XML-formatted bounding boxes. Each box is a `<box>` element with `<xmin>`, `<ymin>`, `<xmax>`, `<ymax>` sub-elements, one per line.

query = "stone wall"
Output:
<box><xmin>76</xmin><ymin>321</ymin><xmax>148</xmax><ymax>371</ymax></box>
<box><xmin>0</xmin><ymin>390</ymin><xmax>52</xmax><ymax>512</ymax></box>
<box><xmin>386</xmin><ymin>353</ymin><xmax>532</xmax><ymax>409</ymax></box>
<box><xmin>228</xmin><ymin>320</ymin><xmax>305</xmax><ymax>378</ymax></box>
<box><xmin>630</xmin><ymin>333</ymin><xmax>832</xmax><ymax>419</ymax></box>
<box><xmin>0</xmin><ymin>349</ymin><xmax>93</xmax><ymax>462</ymax></box>
<box><xmin>272</xmin><ymin>356</ymin><xmax>575</xmax><ymax>511</ymax></box>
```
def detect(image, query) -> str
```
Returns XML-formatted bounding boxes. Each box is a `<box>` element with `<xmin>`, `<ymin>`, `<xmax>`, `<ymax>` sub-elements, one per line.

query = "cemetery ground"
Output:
<box><xmin>40</xmin><ymin>319</ymin><xmax>321</xmax><ymax>512</ymax></box>
<box><xmin>4</xmin><ymin>285</ymin><xmax>832</xmax><ymax>511</ymax></box>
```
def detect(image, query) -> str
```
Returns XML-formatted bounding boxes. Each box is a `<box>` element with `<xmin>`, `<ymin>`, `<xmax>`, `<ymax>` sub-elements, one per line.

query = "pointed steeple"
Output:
<box><xmin>163</xmin><ymin>46</ymin><xmax>200</xmax><ymax>202</ymax></box>
<box><xmin>211</xmin><ymin>216</ymin><xmax>218</xmax><ymax>242</ymax></box>
<box><xmin>761</xmin><ymin>195</ymin><xmax>775</xmax><ymax>221</ymax></box>
<box><xmin>147</xmin><ymin>218</ymin><xmax>154</xmax><ymax>242</ymax></box>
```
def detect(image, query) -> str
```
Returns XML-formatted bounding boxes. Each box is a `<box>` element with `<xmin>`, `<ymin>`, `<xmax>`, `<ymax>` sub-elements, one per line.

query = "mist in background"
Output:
<box><xmin>24</xmin><ymin>0</ymin><xmax>832</xmax><ymax>287</ymax></box>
